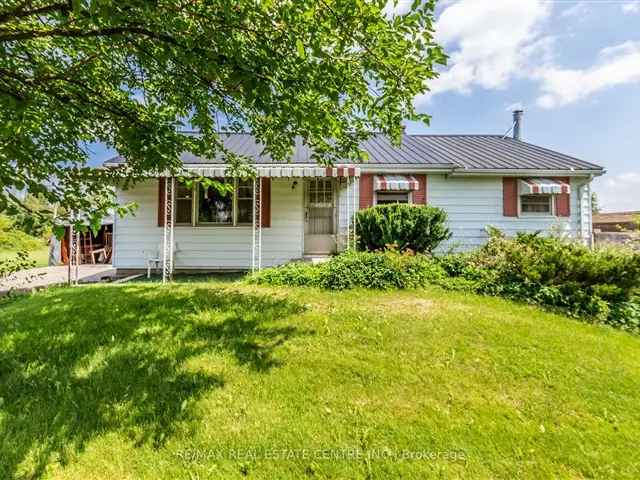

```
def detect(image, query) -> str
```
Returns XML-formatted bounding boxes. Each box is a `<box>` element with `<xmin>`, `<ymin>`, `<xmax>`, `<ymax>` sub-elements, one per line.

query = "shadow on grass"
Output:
<box><xmin>0</xmin><ymin>285</ymin><xmax>307</xmax><ymax>479</ymax></box>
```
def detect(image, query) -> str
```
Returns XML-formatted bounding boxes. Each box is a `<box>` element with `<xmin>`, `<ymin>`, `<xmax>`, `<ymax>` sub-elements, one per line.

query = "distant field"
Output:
<box><xmin>0</xmin><ymin>246</ymin><xmax>50</xmax><ymax>268</ymax></box>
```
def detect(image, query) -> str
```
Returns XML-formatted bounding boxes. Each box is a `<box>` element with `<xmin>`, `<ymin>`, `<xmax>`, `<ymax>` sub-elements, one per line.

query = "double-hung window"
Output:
<box><xmin>175</xmin><ymin>183</ymin><xmax>194</xmax><ymax>225</ymax></box>
<box><xmin>175</xmin><ymin>179</ymin><xmax>254</xmax><ymax>226</ymax></box>
<box><xmin>520</xmin><ymin>194</ymin><xmax>553</xmax><ymax>215</ymax></box>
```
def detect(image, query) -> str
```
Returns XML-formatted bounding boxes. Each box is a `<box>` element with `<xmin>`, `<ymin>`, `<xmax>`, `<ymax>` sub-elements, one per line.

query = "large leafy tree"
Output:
<box><xmin>0</xmin><ymin>0</ymin><xmax>445</xmax><ymax>224</ymax></box>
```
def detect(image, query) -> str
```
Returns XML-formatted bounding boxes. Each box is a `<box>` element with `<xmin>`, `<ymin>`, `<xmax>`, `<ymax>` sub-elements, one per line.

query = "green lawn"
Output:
<box><xmin>1</xmin><ymin>280</ymin><xmax>639</xmax><ymax>479</ymax></box>
<box><xmin>0</xmin><ymin>245</ymin><xmax>49</xmax><ymax>268</ymax></box>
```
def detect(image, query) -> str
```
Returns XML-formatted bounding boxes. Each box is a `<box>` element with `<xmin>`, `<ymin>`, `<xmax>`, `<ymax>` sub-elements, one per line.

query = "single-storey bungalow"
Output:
<box><xmin>104</xmin><ymin>114</ymin><xmax>604</xmax><ymax>276</ymax></box>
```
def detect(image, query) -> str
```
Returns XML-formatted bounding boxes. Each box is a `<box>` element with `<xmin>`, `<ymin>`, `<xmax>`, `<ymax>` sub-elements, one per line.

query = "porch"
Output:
<box><xmin>114</xmin><ymin>167</ymin><xmax>361</xmax><ymax>280</ymax></box>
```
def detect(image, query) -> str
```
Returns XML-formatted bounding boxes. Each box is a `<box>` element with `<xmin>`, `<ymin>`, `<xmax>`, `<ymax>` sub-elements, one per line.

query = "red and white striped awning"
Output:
<box><xmin>519</xmin><ymin>178</ymin><xmax>571</xmax><ymax>195</ymax></box>
<box><xmin>374</xmin><ymin>175</ymin><xmax>419</xmax><ymax>191</ymax></box>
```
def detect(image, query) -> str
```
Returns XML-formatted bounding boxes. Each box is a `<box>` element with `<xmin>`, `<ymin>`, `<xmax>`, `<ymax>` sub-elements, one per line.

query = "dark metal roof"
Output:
<box><xmin>104</xmin><ymin>133</ymin><xmax>603</xmax><ymax>172</ymax></box>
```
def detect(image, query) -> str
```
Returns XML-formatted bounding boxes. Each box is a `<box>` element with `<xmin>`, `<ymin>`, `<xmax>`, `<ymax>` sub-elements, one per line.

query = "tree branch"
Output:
<box><xmin>0</xmin><ymin>25</ymin><xmax>180</xmax><ymax>44</ymax></box>
<box><xmin>0</xmin><ymin>1</ymin><xmax>69</xmax><ymax>25</ymax></box>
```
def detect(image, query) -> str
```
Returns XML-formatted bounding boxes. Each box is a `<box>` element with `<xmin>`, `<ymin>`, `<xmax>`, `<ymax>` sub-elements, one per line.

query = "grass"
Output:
<box><xmin>0</xmin><ymin>279</ymin><xmax>639</xmax><ymax>479</ymax></box>
<box><xmin>0</xmin><ymin>245</ymin><xmax>50</xmax><ymax>268</ymax></box>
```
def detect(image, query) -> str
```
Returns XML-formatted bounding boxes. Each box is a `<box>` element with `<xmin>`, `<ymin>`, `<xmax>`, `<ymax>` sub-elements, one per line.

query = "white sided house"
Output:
<box><xmin>105</xmin><ymin>117</ymin><xmax>604</xmax><ymax>276</ymax></box>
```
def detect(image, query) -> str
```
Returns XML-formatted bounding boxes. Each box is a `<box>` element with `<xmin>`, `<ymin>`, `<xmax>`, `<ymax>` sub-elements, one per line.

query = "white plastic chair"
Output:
<box><xmin>146</xmin><ymin>242</ymin><xmax>179</xmax><ymax>278</ymax></box>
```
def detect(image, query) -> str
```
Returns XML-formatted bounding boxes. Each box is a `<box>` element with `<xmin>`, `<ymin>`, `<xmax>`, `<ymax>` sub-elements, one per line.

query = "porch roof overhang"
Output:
<box><xmin>180</xmin><ymin>165</ymin><xmax>360</xmax><ymax>178</ymax></box>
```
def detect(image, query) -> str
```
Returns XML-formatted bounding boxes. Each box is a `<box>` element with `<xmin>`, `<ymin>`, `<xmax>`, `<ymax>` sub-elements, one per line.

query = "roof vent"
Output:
<box><xmin>513</xmin><ymin>110</ymin><xmax>524</xmax><ymax>141</ymax></box>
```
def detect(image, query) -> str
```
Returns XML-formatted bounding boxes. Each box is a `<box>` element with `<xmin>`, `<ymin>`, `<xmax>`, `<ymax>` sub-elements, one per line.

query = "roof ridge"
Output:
<box><xmin>402</xmin><ymin>134</ymin><xmax>504</xmax><ymax>138</ymax></box>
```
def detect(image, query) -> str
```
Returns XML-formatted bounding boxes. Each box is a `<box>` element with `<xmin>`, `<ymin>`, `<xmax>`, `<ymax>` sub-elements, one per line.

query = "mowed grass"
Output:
<box><xmin>0</xmin><ymin>280</ymin><xmax>639</xmax><ymax>479</ymax></box>
<box><xmin>0</xmin><ymin>245</ymin><xmax>49</xmax><ymax>268</ymax></box>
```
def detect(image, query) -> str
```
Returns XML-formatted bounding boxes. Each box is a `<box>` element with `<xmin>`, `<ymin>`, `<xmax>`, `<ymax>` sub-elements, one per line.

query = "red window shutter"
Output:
<box><xmin>157</xmin><ymin>177</ymin><xmax>166</xmax><ymax>227</ymax></box>
<box><xmin>413</xmin><ymin>174</ymin><xmax>427</xmax><ymax>204</ymax></box>
<box><xmin>554</xmin><ymin>177</ymin><xmax>571</xmax><ymax>217</ymax></box>
<box><xmin>503</xmin><ymin>177</ymin><xmax>518</xmax><ymax>217</ymax></box>
<box><xmin>260</xmin><ymin>177</ymin><xmax>271</xmax><ymax>227</ymax></box>
<box><xmin>359</xmin><ymin>173</ymin><xmax>374</xmax><ymax>209</ymax></box>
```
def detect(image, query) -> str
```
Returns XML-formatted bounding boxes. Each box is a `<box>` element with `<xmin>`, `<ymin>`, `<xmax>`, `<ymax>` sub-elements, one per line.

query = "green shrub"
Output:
<box><xmin>356</xmin><ymin>204</ymin><xmax>451</xmax><ymax>253</ymax></box>
<box><xmin>437</xmin><ymin>230</ymin><xmax>640</xmax><ymax>332</ymax></box>
<box><xmin>0</xmin><ymin>215</ymin><xmax>45</xmax><ymax>251</ymax></box>
<box><xmin>248</xmin><ymin>261</ymin><xmax>322</xmax><ymax>287</ymax></box>
<box><xmin>251</xmin><ymin>231</ymin><xmax>640</xmax><ymax>333</ymax></box>
<box><xmin>0</xmin><ymin>250</ymin><xmax>36</xmax><ymax>279</ymax></box>
<box><xmin>318</xmin><ymin>250</ymin><xmax>446</xmax><ymax>290</ymax></box>
<box><xmin>248</xmin><ymin>251</ymin><xmax>446</xmax><ymax>290</ymax></box>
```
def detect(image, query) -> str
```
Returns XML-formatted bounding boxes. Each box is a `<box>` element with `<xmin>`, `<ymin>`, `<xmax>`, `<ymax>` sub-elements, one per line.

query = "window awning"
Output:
<box><xmin>374</xmin><ymin>175</ymin><xmax>419</xmax><ymax>191</ymax></box>
<box><xmin>519</xmin><ymin>178</ymin><xmax>570</xmax><ymax>195</ymax></box>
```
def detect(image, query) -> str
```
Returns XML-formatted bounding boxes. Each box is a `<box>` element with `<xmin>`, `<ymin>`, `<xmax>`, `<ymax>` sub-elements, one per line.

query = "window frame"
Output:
<box><xmin>174</xmin><ymin>178</ymin><xmax>255</xmax><ymax>227</ymax></box>
<box><xmin>235</xmin><ymin>178</ymin><xmax>255</xmax><ymax>226</ymax></box>
<box><xmin>174</xmin><ymin>182</ymin><xmax>195</xmax><ymax>226</ymax></box>
<box><xmin>374</xmin><ymin>190</ymin><xmax>412</xmax><ymax>205</ymax></box>
<box><xmin>518</xmin><ymin>193</ymin><xmax>555</xmax><ymax>217</ymax></box>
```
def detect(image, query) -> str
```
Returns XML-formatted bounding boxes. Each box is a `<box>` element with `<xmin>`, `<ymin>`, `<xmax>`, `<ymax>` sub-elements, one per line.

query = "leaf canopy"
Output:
<box><xmin>0</xmin><ymin>0</ymin><xmax>445</xmax><ymax>224</ymax></box>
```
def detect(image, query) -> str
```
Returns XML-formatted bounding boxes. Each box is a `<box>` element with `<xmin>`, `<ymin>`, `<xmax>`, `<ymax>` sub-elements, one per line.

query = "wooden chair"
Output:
<box><xmin>79</xmin><ymin>232</ymin><xmax>93</xmax><ymax>264</ymax></box>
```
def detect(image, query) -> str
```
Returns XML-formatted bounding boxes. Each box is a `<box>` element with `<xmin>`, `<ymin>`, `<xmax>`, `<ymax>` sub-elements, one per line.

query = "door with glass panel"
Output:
<box><xmin>304</xmin><ymin>179</ymin><xmax>337</xmax><ymax>254</ymax></box>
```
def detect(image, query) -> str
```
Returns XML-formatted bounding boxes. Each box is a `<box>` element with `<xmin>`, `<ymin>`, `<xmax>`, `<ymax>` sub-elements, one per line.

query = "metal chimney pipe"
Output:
<box><xmin>513</xmin><ymin>110</ymin><xmax>523</xmax><ymax>140</ymax></box>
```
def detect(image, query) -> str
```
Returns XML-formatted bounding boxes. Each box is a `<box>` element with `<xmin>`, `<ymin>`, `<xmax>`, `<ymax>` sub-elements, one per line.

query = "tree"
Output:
<box><xmin>0</xmin><ymin>0</ymin><xmax>445</xmax><ymax>228</ymax></box>
<box><xmin>591</xmin><ymin>191</ymin><xmax>600</xmax><ymax>215</ymax></box>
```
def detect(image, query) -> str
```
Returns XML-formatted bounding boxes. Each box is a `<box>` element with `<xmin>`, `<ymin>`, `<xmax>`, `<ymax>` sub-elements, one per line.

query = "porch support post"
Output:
<box><xmin>169</xmin><ymin>176</ymin><xmax>175</xmax><ymax>277</ymax></box>
<box><xmin>68</xmin><ymin>223</ymin><xmax>73</xmax><ymax>286</ymax></box>
<box><xmin>258</xmin><ymin>176</ymin><xmax>263</xmax><ymax>271</ymax></box>
<box><xmin>75</xmin><ymin>231</ymin><xmax>80</xmax><ymax>285</ymax></box>
<box><xmin>251</xmin><ymin>177</ymin><xmax>256</xmax><ymax>273</ymax></box>
<box><xmin>352</xmin><ymin>174</ymin><xmax>357</xmax><ymax>250</ymax></box>
<box><xmin>162</xmin><ymin>175</ymin><xmax>174</xmax><ymax>284</ymax></box>
<box><xmin>346</xmin><ymin>176</ymin><xmax>350</xmax><ymax>250</ymax></box>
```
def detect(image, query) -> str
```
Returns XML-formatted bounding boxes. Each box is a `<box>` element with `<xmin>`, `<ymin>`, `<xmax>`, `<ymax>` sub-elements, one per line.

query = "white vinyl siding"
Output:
<box><xmin>113</xmin><ymin>178</ymin><xmax>303</xmax><ymax>269</ymax></box>
<box><xmin>427</xmin><ymin>175</ymin><xmax>581</xmax><ymax>251</ymax></box>
<box><xmin>113</xmin><ymin>174</ymin><xmax>593</xmax><ymax>268</ymax></box>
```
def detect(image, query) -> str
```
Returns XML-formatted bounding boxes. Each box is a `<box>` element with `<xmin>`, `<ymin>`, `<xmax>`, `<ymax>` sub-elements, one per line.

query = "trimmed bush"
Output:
<box><xmin>248</xmin><ymin>250</ymin><xmax>446</xmax><ymax>290</ymax></box>
<box><xmin>250</xmin><ymin>231</ymin><xmax>640</xmax><ymax>333</ymax></box>
<box><xmin>437</xmin><ymin>230</ymin><xmax>640</xmax><ymax>332</ymax></box>
<box><xmin>356</xmin><ymin>204</ymin><xmax>451</xmax><ymax>253</ymax></box>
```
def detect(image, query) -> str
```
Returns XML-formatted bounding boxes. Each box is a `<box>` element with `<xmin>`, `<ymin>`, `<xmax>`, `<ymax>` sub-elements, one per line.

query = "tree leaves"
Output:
<box><xmin>295</xmin><ymin>38</ymin><xmax>306</xmax><ymax>59</ymax></box>
<box><xmin>0</xmin><ymin>0</ymin><xmax>445</xmax><ymax>225</ymax></box>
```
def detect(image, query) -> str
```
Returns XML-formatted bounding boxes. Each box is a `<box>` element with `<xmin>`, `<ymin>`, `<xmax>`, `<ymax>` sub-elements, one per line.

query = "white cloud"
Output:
<box><xmin>382</xmin><ymin>0</ymin><xmax>413</xmax><ymax>18</ymax></box>
<box><xmin>593</xmin><ymin>172</ymin><xmax>640</xmax><ymax>212</ymax></box>
<box><xmin>622</xmin><ymin>1</ymin><xmax>640</xmax><ymax>14</ymax></box>
<box><xmin>420</xmin><ymin>0</ymin><xmax>551</xmax><ymax>101</ymax></box>
<box><xmin>534</xmin><ymin>41</ymin><xmax>640</xmax><ymax>108</ymax></box>
<box><xmin>561</xmin><ymin>2</ymin><xmax>589</xmax><ymax>18</ymax></box>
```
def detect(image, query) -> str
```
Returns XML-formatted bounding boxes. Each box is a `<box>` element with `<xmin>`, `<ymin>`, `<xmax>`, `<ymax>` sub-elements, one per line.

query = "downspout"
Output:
<box><xmin>576</xmin><ymin>175</ymin><xmax>594</xmax><ymax>248</ymax></box>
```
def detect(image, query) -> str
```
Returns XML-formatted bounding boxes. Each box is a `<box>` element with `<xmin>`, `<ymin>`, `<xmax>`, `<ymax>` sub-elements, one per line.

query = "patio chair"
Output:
<box><xmin>146</xmin><ymin>242</ymin><xmax>179</xmax><ymax>278</ymax></box>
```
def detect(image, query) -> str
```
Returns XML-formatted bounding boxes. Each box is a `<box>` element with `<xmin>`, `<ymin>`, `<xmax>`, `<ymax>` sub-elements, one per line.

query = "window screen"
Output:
<box><xmin>376</xmin><ymin>192</ymin><xmax>410</xmax><ymax>205</ymax></box>
<box><xmin>521</xmin><ymin>194</ymin><xmax>552</xmax><ymax>214</ymax></box>
<box><xmin>175</xmin><ymin>183</ymin><xmax>193</xmax><ymax>224</ymax></box>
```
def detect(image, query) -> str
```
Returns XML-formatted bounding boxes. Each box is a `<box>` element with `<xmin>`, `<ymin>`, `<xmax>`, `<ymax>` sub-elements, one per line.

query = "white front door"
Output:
<box><xmin>304</xmin><ymin>179</ymin><xmax>336</xmax><ymax>254</ymax></box>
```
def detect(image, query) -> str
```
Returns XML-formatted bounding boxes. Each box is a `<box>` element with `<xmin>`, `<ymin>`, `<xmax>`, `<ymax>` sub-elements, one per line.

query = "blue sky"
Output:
<box><xmin>88</xmin><ymin>0</ymin><xmax>640</xmax><ymax>212</ymax></box>
<box><xmin>408</xmin><ymin>0</ymin><xmax>640</xmax><ymax>212</ymax></box>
